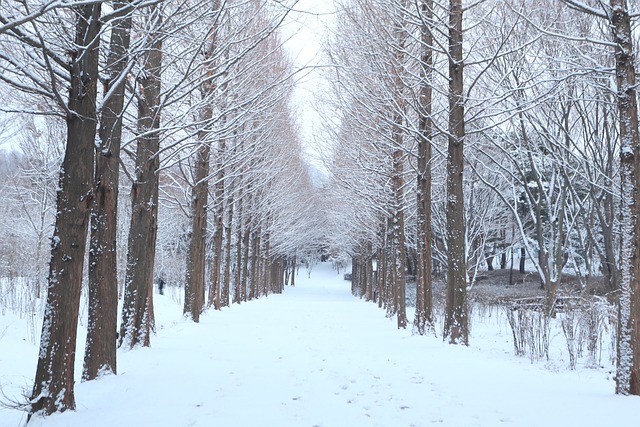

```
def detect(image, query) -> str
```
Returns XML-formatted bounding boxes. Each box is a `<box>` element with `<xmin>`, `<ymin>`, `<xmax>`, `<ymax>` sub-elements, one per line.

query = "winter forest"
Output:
<box><xmin>1</xmin><ymin>0</ymin><xmax>640</xmax><ymax>425</ymax></box>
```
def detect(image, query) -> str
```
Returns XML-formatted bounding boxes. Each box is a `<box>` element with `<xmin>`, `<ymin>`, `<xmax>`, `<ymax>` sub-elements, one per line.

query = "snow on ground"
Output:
<box><xmin>1</xmin><ymin>262</ymin><xmax>639</xmax><ymax>427</ymax></box>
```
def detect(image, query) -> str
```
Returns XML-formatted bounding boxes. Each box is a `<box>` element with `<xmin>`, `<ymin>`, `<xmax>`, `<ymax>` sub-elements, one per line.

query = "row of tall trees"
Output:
<box><xmin>322</xmin><ymin>0</ymin><xmax>640</xmax><ymax>395</ymax></box>
<box><xmin>0</xmin><ymin>0</ymin><xmax>321</xmax><ymax>419</ymax></box>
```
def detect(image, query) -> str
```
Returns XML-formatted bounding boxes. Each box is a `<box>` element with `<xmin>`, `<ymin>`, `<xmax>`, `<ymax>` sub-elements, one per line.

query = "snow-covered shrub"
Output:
<box><xmin>504</xmin><ymin>300</ymin><xmax>550</xmax><ymax>362</ymax></box>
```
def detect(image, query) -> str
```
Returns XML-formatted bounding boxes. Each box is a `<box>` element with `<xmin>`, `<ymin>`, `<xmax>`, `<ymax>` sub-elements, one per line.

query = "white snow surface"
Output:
<box><xmin>1</xmin><ymin>262</ymin><xmax>639</xmax><ymax>426</ymax></box>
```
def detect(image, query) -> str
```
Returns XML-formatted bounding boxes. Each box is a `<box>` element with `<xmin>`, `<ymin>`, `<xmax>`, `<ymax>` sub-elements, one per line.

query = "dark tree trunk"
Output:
<box><xmin>233</xmin><ymin>191</ymin><xmax>243</xmax><ymax>304</ymax></box>
<box><xmin>208</xmin><ymin>175</ymin><xmax>224</xmax><ymax>309</ymax></box>
<box><xmin>390</xmin><ymin>5</ymin><xmax>408</xmax><ymax>329</ymax></box>
<box><xmin>30</xmin><ymin>4</ymin><xmax>101</xmax><ymax>417</ymax></box>
<box><xmin>414</xmin><ymin>0</ymin><xmax>435</xmax><ymax>336</ymax></box>
<box><xmin>444</xmin><ymin>0</ymin><xmax>468</xmax><ymax>345</ymax></box>
<box><xmin>365</xmin><ymin>242</ymin><xmax>373</xmax><ymax>301</ymax></box>
<box><xmin>249</xmin><ymin>229</ymin><xmax>260</xmax><ymax>300</ymax></box>
<box><xmin>262</xmin><ymin>233</ymin><xmax>270</xmax><ymax>296</ymax></box>
<box><xmin>222</xmin><ymin>192</ymin><xmax>233</xmax><ymax>305</ymax></box>
<box><xmin>500</xmin><ymin>229</ymin><xmax>507</xmax><ymax>269</ymax></box>
<box><xmin>392</xmin><ymin>147</ymin><xmax>407</xmax><ymax>329</ymax></box>
<box><xmin>183</xmin><ymin>142</ymin><xmax>209</xmax><ymax>322</ymax></box>
<box><xmin>119</xmin><ymin>5</ymin><xmax>162</xmax><ymax>349</ymax></box>
<box><xmin>291</xmin><ymin>255</ymin><xmax>296</xmax><ymax>287</ymax></box>
<box><xmin>241</xmin><ymin>223</ymin><xmax>251</xmax><ymax>301</ymax></box>
<box><xmin>486</xmin><ymin>254</ymin><xmax>494</xmax><ymax>271</ymax></box>
<box><xmin>385</xmin><ymin>219</ymin><xmax>396</xmax><ymax>317</ymax></box>
<box><xmin>83</xmin><ymin>0</ymin><xmax>132</xmax><ymax>381</ymax></box>
<box><xmin>609</xmin><ymin>0</ymin><xmax>640</xmax><ymax>396</ymax></box>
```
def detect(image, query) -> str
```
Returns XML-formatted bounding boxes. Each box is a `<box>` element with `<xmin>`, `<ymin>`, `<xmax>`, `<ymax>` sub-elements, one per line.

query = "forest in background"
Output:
<box><xmin>1</xmin><ymin>0</ymin><xmax>640</xmax><ymax>420</ymax></box>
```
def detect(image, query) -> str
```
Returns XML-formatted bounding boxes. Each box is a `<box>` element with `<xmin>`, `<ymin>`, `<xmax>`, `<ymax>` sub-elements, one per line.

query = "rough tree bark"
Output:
<box><xmin>30</xmin><ymin>3</ymin><xmax>102</xmax><ymax>417</ymax></box>
<box><xmin>222</xmin><ymin>188</ymin><xmax>234</xmax><ymax>304</ymax></box>
<box><xmin>84</xmin><ymin>0</ymin><xmax>133</xmax><ymax>381</ymax></box>
<box><xmin>249</xmin><ymin>227</ymin><xmax>260</xmax><ymax>300</ymax></box>
<box><xmin>183</xmin><ymin>140</ymin><xmax>210</xmax><ymax>322</ymax></box>
<box><xmin>392</xmin><ymin>144</ymin><xmax>408</xmax><ymax>329</ymax></box>
<box><xmin>233</xmin><ymin>183</ymin><xmax>244</xmax><ymax>304</ymax></box>
<box><xmin>184</xmin><ymin>1</ymin><xmax>223</xmax><ymax>320</ymax></box>
<box><xmin>119</xmin><ymin>5</ymin><xmax>162</xmax><ymax>349</ymax></box>
<box><xmin>609</xmin><ymin>0</ymin><xmax>640</xmax><ymax>396</ymax></box>
<box><xmin>208</xmin><ymin>164</ymin><xmax>225</xmax><ymax>309</ymax></box>
<box><xmin>241</xmin><ymin>216</ymin><xmax>251</xmax><ymax>301</ymax></box>
<box><xmin>390</xmin><ymin>2</ymin><xmax>408</xmax><ymax>329</ymax></box>
<box><xmin>414</xmin><ymin>0</ymin><xmax>435</xmax><ymax>336</ymax></box>
<box><xmin>444</xmin><ymin>0</ymin><xmax>468</xmax><ymax>345</ymax></box>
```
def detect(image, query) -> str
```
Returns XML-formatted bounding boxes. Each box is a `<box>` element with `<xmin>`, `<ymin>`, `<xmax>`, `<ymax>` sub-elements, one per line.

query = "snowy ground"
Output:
<box><xmin>1</xmin><ymin>262</ymin><xmax>638</xmax><ymax>427</ymax></box>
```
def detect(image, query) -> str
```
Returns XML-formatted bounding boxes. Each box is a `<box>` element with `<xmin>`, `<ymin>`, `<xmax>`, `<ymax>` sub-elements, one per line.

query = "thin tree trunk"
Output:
<box><xmin>241</xmin><ymin>222</ymin><xmax>251</xmax><ymax>301</ymax></box>
<box><xmin>262</xmin><ymin>233</ymin><xmax>270</xmax><ymax>296</ymax></box>
<box><xmin>291</xmin><ymin>255</ymin><xmax>296</xmax><ymax>287</ymax></box>
<box><xmin>249</xmin><ymin>229</ymin><xmax>260</xmax><ymax>300</ymax></box>
<box><xmin>208</xmin><ymin>168</ymin><xmax>225</xmax><ymax>309</ymax></box>
<box><xmin>233</xmin><ymin>191</ymin><xmax>243</xmax><ymax>304</ymax></box>
<box><xmin>30</xmin><ymin>3</ymin><xmax>101</xmax><ymax>417</ymax></box>
<box><xmin>222</xmin><ymin>190</ymin><xmax>233</xmax><ymax>306</ymax></box>
<box><xmin>119</xmin><ymin>5</ymin><xmax>162</xmax><ymax>349</ymax></box>
<box><xmin>365</xmin><ymin>242</ymin><xmax>373</xmax><ymax>301</ymax></box>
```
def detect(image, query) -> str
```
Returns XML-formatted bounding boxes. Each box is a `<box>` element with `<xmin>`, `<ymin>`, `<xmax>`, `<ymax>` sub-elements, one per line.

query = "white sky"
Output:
<box><xmin>281</xmin><ymin>0</ymin><xmax>337</xmax><ymax>170</ymax></box>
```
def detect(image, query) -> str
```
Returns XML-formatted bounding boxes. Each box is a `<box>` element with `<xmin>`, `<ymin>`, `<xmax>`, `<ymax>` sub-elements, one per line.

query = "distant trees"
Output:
<box><xmin>322</xmin><ymin>0</ymin><xmax>639</xmax><ymax>373</ymax></box>
<box><xmin>325</xmin><ymin>0</ymin><xmax>476</xmax><ymax>341</ymax></box>
<box><xmin>558</xmin><ymin>0</ymin><xmax>640</xmax><ymax>398</ymax></box>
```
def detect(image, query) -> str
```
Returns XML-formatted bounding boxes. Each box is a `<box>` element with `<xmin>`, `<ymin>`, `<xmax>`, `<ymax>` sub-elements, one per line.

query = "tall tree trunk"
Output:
<box><xmin>84</xmin><ymin>0</ymin><xmax>132</xmax><ymax>380</ymax></box>
<box><xmin>184</xmin><ymin>4</ymin><xmax>224</xmax><ymax>320</ymax></box>
<box><xmin>385</xmin><ymin>219</ymin><xmax>396</xmax><ymax>317</ymax></box>
<box><xmin>390</xmin><ymin>3</ymin><xmax>408</xmax><ymax>329</ymax></box>
<box><xmin>183</xmin><ymin>142</ymin><xmax>210</xmax><ymax>322</ymax></box>
<box><xmin>249</xmin><ymin>228</ymin><xmax>260</xmax><ymax>300</ymax></box>
<box><xmin>241</xmin><ymin>221</ymin><xmax>251</xmax><ymax>301</ymax></box>
<box><xmin>444</xmin><ymin>0</ymin><xmax>468</xmax><ymax>345</ymax></box>
<box><xmin>610</xmin><ymin>0</ymin><xmax>640</xmax><ymax>396</ymax></box>
<box><xmin>414</xmin><ymin>0</ymin><xmax>435</xmax><ymax>336</ymax></box>
<box><xmin>30</xmin><ymin>4</ymin><xmax>101</xmax><ymax>417</ymax></box>
<box><xmin>208</xmin><ymin>169</ymin><xmax>225</xmax><ymax>309</ymax></box>
<box><xmin>233</xmin><ymin>189</ymin><xmax>244</xmax><ymax>304</ymax></box>
<box><xmin>291</xmin><ymin>255</ymin><xmax>296</xmax><ymax>287</ymax></box>
<box><xmin>222</xmin><ymin>189</ymin><xmax>233</xmax><ymax>305</ymax></box>
<box><xmin>392</xmin><ymin>145</ymin><xmax>407</xmax><ymax>329</ymax></box>
<box><xmin>368</xmin><ymin>254</ymin><xmax>374</xmax><ymax>300</ymax></box>
<box><xmin>263</xmin><ymin>232</ymin><xmax>270</xmax><ymax>296</ymax></box>
<box><xmin>119</xmin><ymin>5</ymin><xmax>162</xmax><ymax>349</ymax></box>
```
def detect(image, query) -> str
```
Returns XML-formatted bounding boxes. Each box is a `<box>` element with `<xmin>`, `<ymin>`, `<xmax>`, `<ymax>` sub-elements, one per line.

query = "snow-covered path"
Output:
<box><xmin>5</xmin><ymin>262</ymin><xmax>639</xmax><ymax>426</ymax></box>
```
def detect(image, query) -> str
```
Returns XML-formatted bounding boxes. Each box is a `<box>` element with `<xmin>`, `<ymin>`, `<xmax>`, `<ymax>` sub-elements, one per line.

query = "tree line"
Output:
<box><xmin>2</xmin><ymin>0</ymin><xmax>640</xmax><ymax>420</ymax></box>
<box><xmin>320</xmin><ymin>0</ymin><xmax>640</xmax><ymax>396</ymax></box>
<box><xmin>0</xmin><ymin>0</ymin><xmax>323</xmax><ymax>419</ymax></box>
